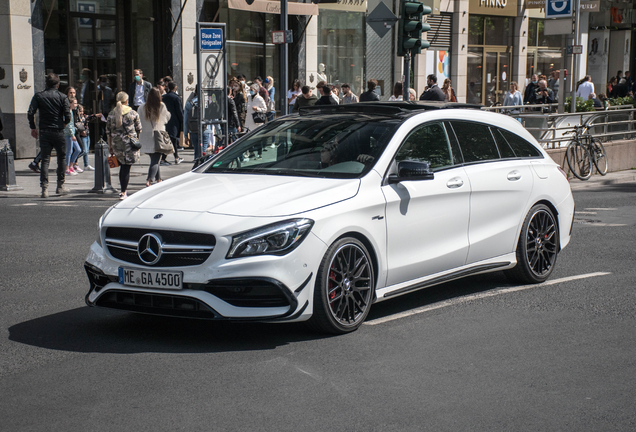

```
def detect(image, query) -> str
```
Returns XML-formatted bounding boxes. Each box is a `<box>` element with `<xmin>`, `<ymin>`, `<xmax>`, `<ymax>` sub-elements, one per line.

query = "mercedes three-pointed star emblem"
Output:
<box><xmin>138</xmin><ymin>233</ymin><xmax>162</xmax><ymax>265</ymax></box>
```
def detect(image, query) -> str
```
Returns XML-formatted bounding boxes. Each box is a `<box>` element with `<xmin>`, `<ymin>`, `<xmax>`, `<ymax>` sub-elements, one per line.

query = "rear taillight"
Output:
<box><xmin>557</xmin><ymin>165</ymin><xmax>569</xmax><ymax>181</ymax></box>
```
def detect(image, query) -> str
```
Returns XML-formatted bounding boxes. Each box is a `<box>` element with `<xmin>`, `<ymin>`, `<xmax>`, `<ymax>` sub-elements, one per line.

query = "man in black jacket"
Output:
<box><xmin>27</xmin><ymin>73</ymin><xmax>72</xmax><ymax>198</ymax></box>
<box><xmin>419</xmin><ymin>75</ymin><xmax>445</xmax><ymax>101</ymax></box>
<box><xmin>314</xmin><ymin>84</ymin><xmax>339</xmax><ymax>105</ymax></box>
<box><xmin>127</xmin><ymin>69</ymin><xmax>153</xmax><ymax>111</ymax></box>
<box><xmin>359</xmin><ymin>79</ymin><xmax>380</xmax><ymax>102</ymax></box>
<box><xmin>524</xmin><ymin>74</ymin><xmax>539</xmax><ymax>104</ymax></box>
<box><xmin>161</xmin><ymin>81</ymin><xmax>184</xmax><ymax>165</ymax></box>
<box><xmin>292</xmin><ymin>86</ymin><xmax>319</xmax><ymax>113</ymax></box>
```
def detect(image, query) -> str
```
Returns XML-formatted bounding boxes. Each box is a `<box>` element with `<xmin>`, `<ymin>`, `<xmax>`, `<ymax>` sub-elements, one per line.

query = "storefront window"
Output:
<box><xmin>317</xmin><ymin>10</ymin><xmax>365</xmax><ymax>94</ymax></box>
<box><xmin>131</xmin><ymin>0</ymin><xmax>156</xmax><ymax>85</ymax></box>
<box><xmin>528</xmin><ymin>19</ymin><xmax>561</xmax><ymax>47</ymax></box>
<box><xmin>466</xmin><ymin>48</ymin><xmax>483</xmax><ymax>104</ymax></box>
<box><xmin>44</xmin><ymin>10</ymin><xmax>70</xmax><ymax>88</ymax></box>
<box><xmin>468</xmin><ymin>16</ymin><xmax>484</xmax><ymax>46</ymax></box>
<box><xmin>484</xmin><ymin>17</ymin><xmax>511</xmax><ymax>46</ymax></box>
<box><xmin>70</xmin><ymin>0</ymin><xmax>116</xmax><ymax>15</ymax></box>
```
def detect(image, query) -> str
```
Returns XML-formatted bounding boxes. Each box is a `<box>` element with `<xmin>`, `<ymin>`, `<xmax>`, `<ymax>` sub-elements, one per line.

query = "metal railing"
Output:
<box><xmin>482</xmin><ymin>104</ymin><xmax>636</xmax><ymax>149</ymax></box>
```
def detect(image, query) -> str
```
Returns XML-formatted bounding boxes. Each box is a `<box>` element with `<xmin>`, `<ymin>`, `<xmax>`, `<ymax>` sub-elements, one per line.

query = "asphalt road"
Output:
<box><xmin>1</xmin><ymin>184</ymin><xmax>635</xmax><ymax>431</ymax></box>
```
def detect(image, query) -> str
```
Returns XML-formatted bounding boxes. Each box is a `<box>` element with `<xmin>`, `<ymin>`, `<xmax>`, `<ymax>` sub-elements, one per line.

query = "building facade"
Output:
<box><xmin>0</xmin><ymin>0</ymin><xmax>633</xmax><ymax>158</ymax></box>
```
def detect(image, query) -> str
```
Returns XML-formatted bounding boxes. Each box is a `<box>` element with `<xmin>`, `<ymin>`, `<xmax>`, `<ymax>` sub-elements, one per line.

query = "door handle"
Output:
<box><xmin>446</xmin><ymin>177</ymin><xmax>464</xmax><ymax>189</ymax></box>
<box><xmin>507</xmin><ymin>170</ymin><xmax>522</xmax><ymax>181</ymax></box>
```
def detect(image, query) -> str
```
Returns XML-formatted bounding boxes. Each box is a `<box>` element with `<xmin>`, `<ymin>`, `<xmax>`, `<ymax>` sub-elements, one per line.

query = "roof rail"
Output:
<box><xmin>298</xmin><ymin>101</ymin><xmax>482</xmax><ymax>116</ymax></box>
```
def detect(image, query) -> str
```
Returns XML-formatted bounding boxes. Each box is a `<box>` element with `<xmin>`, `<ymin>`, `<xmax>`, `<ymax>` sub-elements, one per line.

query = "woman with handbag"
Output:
<box><xmin>244</xmin><ymin>83</ymin><xmax>267</xmax><ymax>133</ymax></box>
<box><xmin>138</xmin><ymin>87</ymin><xmax>172</xmax><ymax>187</ymax></box>
<box><xmin>106</xmin><ymin>91</ymin><xmax>142</xmax><ymax>200</ymax></box>
<box><xmin>442</xmin><ymin>79</ymin><xmax>457</xmax><ymax>102</ymax></box>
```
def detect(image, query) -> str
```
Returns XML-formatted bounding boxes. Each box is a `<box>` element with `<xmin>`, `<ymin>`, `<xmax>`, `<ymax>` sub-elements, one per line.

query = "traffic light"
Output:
<box><xmin>397</xmin><ymin>0</ymin><xmax>432</xmax><ymax>56</ymax></box>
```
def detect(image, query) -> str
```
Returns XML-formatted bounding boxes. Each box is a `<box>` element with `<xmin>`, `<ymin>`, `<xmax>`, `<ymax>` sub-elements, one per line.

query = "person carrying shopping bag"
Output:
<box><xmin>106</xmin><ymin>92</ymin><xmax>142</xmax><ymax>200</ymax></box>
<box><xmin>138</xmin><ymin>87</ymin><xmax>171</xmax><ymax>187</ymax></box>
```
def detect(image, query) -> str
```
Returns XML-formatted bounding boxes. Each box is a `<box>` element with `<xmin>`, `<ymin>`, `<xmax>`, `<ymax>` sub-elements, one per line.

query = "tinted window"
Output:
<box><xmin>492</xmin><ymin>128</ymin><xmax>516</xmax><ymax>158</ymax></box>
<box><xmin>450</xmin><ymin>121</ymin><xmax>500</xmax><ymax>162</ymax></box>
<box><xmin>395</xmin><ymin>122</ymin><xmax>453</xmax><ymax>171</ymax></box>
<box><xmin>499</xmin><ymin>129</ymin><xmax>543</xmax><ymax>158</ymax></box>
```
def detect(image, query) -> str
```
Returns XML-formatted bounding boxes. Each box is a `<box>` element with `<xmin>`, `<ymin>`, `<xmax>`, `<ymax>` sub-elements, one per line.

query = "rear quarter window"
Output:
<box><xmin>499</xmin><ymin>129</ymin><xmax>544</xmax><ymax>158</ymax></box>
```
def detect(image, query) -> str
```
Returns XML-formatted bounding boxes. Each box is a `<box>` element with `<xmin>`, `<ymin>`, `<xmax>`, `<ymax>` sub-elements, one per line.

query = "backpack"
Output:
<box><xmin>188</xmin><ymin>98</ymin><xmax>200</xmax><ymax>131</ymax></box>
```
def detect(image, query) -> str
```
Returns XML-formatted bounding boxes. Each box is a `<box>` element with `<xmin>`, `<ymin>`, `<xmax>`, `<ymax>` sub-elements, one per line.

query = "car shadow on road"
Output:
<box><xmin>8</xmin><ymin>307</ymin><xmax>326</xmax><ymax>354</ymax></box>
<box><xmin>9</xmin><ymin>272</ymin><xmax>514</xmax><ymax>354</ymax></box>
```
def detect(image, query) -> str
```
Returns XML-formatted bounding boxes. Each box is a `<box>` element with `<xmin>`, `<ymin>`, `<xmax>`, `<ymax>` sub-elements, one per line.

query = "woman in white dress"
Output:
<box><xmin>138</xmin><ymin>86</ymin><xmax>171</xmax><ymax>186</ymax></box>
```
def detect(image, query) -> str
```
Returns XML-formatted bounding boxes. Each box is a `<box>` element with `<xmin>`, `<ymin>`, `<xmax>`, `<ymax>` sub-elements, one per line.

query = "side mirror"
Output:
<box><xmin>388</xmin><ymin>161</ymin><xmax>434</xmax><ymax>184</ymax></box>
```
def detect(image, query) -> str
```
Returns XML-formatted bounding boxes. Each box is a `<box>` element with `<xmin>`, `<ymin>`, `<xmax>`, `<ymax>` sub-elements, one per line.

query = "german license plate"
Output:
<box><xmin>118</xmin><ymin>267</ymin><xmax>183</xmax><ymax>290</ymax></box>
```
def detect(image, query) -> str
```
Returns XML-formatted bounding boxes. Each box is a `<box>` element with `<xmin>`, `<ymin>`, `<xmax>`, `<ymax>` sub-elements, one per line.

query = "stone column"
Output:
<box><xmin>512</xmin><ymin>4</ymin><xmax>528</xmax><ymax>93</ymax></box>
<box><xmin>181</xmin><ymin>0</ymin><xmax>198</xmax><ymax>104</ymax></box>
<box><xmin>305</xmin><ymin>16</ymin><xmax>318</xmax><ymax>88</ymax></box>
<box><xmin>0</xmin><ymin>0</ymin><xmax>36</xmax><ymax>158</ymax></box>
<box><xmin>451</xmin><ymin>0</ymin><xmax>468</xmax><ymax>102</ymax></box>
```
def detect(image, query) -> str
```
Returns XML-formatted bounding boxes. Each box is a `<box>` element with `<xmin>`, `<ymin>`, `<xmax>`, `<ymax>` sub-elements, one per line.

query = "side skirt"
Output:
<box><xmin>381</xmin><ymin>262</ymin><xmax>512</xmax><ymax>299</ymax></box>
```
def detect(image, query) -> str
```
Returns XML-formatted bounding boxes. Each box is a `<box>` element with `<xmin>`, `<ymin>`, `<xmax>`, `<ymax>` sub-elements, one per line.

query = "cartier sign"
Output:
<box><xmin>469</xmin><ymin>0</ymin><xmax>518</xmax><ymax>16</ymax></box>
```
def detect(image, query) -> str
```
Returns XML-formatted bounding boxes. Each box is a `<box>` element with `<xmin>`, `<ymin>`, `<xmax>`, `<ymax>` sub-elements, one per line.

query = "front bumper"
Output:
<box><xmin>84</xmin><ymin>229</ymin><xmax>326</xmax><ymax>322</ymax></box>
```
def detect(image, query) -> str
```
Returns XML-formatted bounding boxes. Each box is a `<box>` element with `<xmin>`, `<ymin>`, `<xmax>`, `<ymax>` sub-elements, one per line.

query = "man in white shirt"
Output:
<box><xmin>127</xmin><ymin>69</ymin><xmax>152</xmax><ymax>111</ymax></box>
<box><xmin>576</xmin><ymin>75</ymin><xmax>595</xmax><ymax>101</ymax></box>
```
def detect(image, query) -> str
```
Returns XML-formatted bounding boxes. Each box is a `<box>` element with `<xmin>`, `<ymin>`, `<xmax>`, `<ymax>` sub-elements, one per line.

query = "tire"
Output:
<box><xmin>590</xmin><ymin>138</ymin><xmax>608</xmax><ymax>176</ymax></box>
<box><xmin>565</xmin><ymin>140</ymin><xmax>592</xmax><ymax>180</ymax></box>
<box><xmin>308</xmin><ymin>237</ymin><xmax>375</xmax><ymax>334</ymax></box>
<box><xmin>506</xmin><ymin>204</ymin><xmax>559</xmax><ymax>284</ymax></box>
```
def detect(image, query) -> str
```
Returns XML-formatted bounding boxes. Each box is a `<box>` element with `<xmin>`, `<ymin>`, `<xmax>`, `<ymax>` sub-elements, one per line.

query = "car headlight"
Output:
<box><xmin>227</xmin><ymin>218</ymin><xmax>314</xmax><ymax>259</ymax></box>
<box><xmin>97</xmin><ymin>205</ymin><xmax>116</xmax><ymax>247</ymax></box>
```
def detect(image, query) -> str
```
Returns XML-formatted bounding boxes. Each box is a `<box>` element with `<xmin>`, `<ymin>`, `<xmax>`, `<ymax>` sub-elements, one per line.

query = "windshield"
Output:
<box><xmin>201</xmin><ymin>116</ymin><xmax>401</xmax><ymax>179</ymax></box>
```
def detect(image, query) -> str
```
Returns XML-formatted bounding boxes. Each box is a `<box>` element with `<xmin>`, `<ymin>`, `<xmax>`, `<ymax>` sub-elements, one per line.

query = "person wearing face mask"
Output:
<box><xmin>127</xmin><ymin>69</ymin><xmax>153</xmax><ymax>111</ymax></box>
<box><xmin>524</xmin><ymin>74</ymin><xmax>539</xmax><ymax>104</ymax></box>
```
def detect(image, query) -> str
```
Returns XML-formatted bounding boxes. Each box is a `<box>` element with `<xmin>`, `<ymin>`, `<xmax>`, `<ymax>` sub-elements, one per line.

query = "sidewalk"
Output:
<box><xmin>0</xmin><ymin>150</ymin><xmax>196</xmax><ymax>199</ymax></box>
<box><xmin>568</xmin><ymin>169</ymin><xmax>636</xmax><ymax>191</ymax></box>
<box><xmin>1</xmin><ymin>150</ymin><xmax>635</xmax><ymax>198</ymax></box>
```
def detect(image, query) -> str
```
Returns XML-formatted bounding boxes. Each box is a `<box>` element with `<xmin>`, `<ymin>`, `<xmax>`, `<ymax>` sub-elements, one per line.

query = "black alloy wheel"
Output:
<box><xmin>309</xmin><ymin>237</ymin><xmax>374</xmax><ymax>334</ymax></box>
<box><xmin>506</xmin><ymin>204</ymin><xmax>559</xmax><ymax>284</ymax></box>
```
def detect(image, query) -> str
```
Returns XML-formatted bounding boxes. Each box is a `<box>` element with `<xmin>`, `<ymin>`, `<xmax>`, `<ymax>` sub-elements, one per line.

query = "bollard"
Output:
<box><xmin>0</xmin><ymin>139</ymin><xmax>23</xmax><ymax>191</ymax></box>
<box><xmin>89</xmin><ymin>137</ymin><xmax>117</xmax><ymax>194</ymax></box>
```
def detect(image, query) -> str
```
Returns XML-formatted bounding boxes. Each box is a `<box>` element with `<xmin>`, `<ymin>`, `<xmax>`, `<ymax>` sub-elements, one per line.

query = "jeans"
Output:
<box><xmin>190</xmin><ymin>133</ymin><xmax>201</xmax><ymax>160</ymax></box>
<box><xmin>39</xmin><ymin>130</ymin><xmax>66</xmax><ymax>187</ymax></box>
<box><xmin>266</xmin><ymin>111</ymin><xmax>275</xmax><ymax>123</ymax></box>
<box><xmin>65</xmin><ymin>136</ymin><xmax>81</xmax><ymax>167</ymax></box>
<box><xmin>147</xmin><ymin>152</ymin><xmax>162</xmax><ymax>183</ymax></box>
<box><xmin>79</xmin><ymin>135</ymin><xmax>90</xmax><ymax>166</ymax></box>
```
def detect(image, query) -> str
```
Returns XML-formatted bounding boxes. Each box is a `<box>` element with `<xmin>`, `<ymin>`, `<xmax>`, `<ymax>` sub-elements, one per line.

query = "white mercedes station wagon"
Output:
<box><xmin>85</xmin><ymin>102</ymin><xmax>575</xmax><ymax>334</ymax></box>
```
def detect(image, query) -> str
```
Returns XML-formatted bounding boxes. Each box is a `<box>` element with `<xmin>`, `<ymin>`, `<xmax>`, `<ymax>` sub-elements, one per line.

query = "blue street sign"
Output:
<box><xmin>200</xmin><ymin>28</ymin><xmax>223</xmax><ymax>51</ymax></box>
<box><xmin>546</xmin><ymin>0</ymin><xmax>572</xmax><ymax>18</ymax></box>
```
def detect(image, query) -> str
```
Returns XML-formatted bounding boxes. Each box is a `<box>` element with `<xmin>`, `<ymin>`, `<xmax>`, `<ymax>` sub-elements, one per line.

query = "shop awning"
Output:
<box><xmin>228</xmin><ymin>0</ymin><xmax>319</xmax><ymax>16</ymax></box>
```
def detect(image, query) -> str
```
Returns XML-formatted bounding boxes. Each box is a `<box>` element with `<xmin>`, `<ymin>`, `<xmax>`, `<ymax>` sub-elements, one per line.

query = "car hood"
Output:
<box><xmin>117</xmin><ymin>172</ymin><xmax>361</xmax><ymax>217</ymax></box>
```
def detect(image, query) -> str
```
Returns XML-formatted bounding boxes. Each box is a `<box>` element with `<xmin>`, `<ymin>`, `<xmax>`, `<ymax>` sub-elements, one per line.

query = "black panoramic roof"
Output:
<box><xmin>297</xmin><ymin>101</ymin><xmax>482</xmax><ymax>117</ymax></box>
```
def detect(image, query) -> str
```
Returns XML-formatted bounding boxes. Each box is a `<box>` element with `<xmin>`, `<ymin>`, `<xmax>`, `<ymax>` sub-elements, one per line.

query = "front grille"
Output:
<box><xmin>201</xmin><ymin>278</ymin><xmax>294</xmax><ymax>308</ymax></box>
<box><xmin>95</xmin><ymin>290</ymin><xmax>219</xmax><ymax>319</ymax></box>
<box><xmin>104</xmin><ymin>227</ymin><xmax>216</xmax><ymax>267</ymax></box>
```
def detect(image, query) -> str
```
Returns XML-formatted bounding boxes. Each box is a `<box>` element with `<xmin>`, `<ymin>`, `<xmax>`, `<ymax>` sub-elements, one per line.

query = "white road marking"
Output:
<box><xmin>364</xmin><ymin>272</ymin><xmax>612</xmax><ymax>326</ymax></box>
<box><xmin>12</xmin><ymin>203</ymin><xmax>38</xmax><ymax>206</ymax></box>
<box><xmin>584</xmin><ymin>208</ymin><xmax>617</xmax><ymax>211</ymax></box>
<box><xmin>575</xmin><ymin>211</ymin><xmax>597</xmax><ymax>215</ymax></box>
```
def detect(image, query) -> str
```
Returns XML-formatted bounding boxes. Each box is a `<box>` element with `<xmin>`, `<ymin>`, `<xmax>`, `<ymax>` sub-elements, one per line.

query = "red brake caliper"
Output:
<box><xmin>329</xmin><ymin>269</ymin><xmax>336</xmax><ymax>300</ymax></box>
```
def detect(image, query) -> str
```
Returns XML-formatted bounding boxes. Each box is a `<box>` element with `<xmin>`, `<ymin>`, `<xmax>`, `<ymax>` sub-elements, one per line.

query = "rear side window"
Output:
<box><xmin>395</xmin><ymin>122</ymin><xmax>453</xmax><ymax>171</ymax></box>
<box><xmin>499</xmin><ymin>129</ymin><xmax>543</xmax><ymax>158</ymax></box>
<box><xmin>491</xmin><ymin>128</ymin><xmax>516</xmax><ymax>158</ymax></box>
<box><xmin>450</xmin><ymin>121</ymin><xmax>500</xmax><ymax>163</ymax></box>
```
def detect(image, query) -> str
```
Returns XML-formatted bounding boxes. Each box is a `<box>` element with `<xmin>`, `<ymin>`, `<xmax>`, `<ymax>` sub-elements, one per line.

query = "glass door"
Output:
<box><xmin>69</xmin><ymin>16</ymin><xmax>118</xmax><ymax>114</ymax></box>
<box><xmin>480</xmin><ymin>51</ymin><xmax>511</xmax><ymax>106</ymax></box>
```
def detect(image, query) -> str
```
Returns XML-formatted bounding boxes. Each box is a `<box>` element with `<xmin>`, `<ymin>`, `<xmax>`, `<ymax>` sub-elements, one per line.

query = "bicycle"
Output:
<box><xmin>563</xmin><ymin>125</ymin><xmax>608</xmax><ymax>180</ymax></box>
